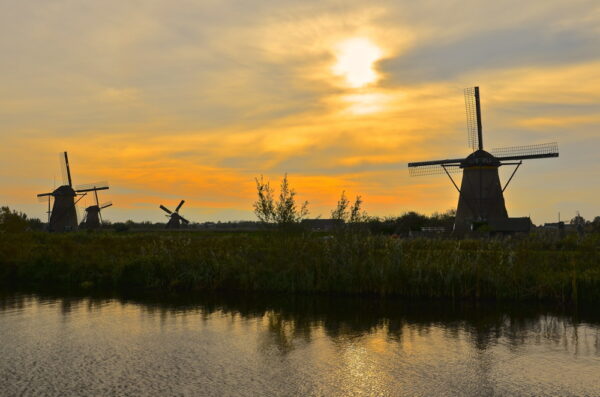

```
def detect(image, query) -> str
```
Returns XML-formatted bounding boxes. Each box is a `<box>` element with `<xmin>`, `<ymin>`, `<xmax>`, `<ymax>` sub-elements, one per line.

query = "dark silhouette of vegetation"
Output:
<box><xmin>569</xmin><ymin>213</ymin><xmax>600</xmax><ymax>234</ymax></box>
<box><xmin>365</xmin><ymin>210</ymin><xmax>456</xmax><ymax>235</ymax></box>
<box><xmin>331</xmin><ymin>191</ymin><xmax>367</xmax><ymax>223</ymax></box>
<box><xmin>253</xmin><ymin>174</ymin><xmax>309</xmax><ymax>226</ymax></box>
<box><xmin>0</xmin><ymin>207</ymin><xmax>43</xmax><ymax>233</ymax></box>
<box><xmin>2</xmin><ymin>202</ymin><xmax>600</xmax><ymax>303</ymax></box>
<box><xmin>1</xmin><ymin>231</ymin><xmax>599</xmax><ymax>302</ymax></box>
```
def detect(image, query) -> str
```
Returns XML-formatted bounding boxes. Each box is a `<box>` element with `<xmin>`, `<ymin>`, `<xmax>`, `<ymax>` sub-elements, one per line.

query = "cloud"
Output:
<box><xmin>0</xmin><ymin>0</ymin><xmax>598</xmax><ymax>222</ymax></box>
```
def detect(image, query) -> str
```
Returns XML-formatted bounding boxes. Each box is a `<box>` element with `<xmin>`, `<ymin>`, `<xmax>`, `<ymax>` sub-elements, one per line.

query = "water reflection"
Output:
<box><xmin>1</xmin><ymin>290</ymin><xmax>599</xmax><ymax>396</ymax></box>
<box><xmin>2</xmin><ymin>291</ymin><xmax>599</xmax><ymax>353</ymax></box>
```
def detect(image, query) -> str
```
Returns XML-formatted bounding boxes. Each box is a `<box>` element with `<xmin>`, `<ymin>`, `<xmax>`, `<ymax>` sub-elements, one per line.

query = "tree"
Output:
<box><xmin>331</xmin><ymin>191</ymin><xmax>350</xmax><ymax>221</ymax></box>
<box><xmin>591</xmin><ymin>216</ymin><xmax>600</xmax><ymax>233</ymax></box>
<box><xmin>570</xmin><ymin>212</ymin><xmax>586</xmax><ymax>235</ymax></box>
<box><xmin>395</xmin><ymin>211</ymin><xmax>429</xmax><ymax>233</ymax></box>
<box><xmin>349</xmin><ymin>195</ymin><xmax>367</xmax><ymax>223</ymax></box>
<box><xmin>253</xmin><ymin>175</ymin><xmax>275</xmax><ymax>223</ymax></box>
<box><xmin>0</xmin><ymin>206</ymin><xmax>31</xmax><ymax>232</ymax></box>
<box><xmin>331</xmin><ymin>191</ymin><xmax>367</xmax><ymax>223</ymax></box>
<box><xmin>570</xmin><ymin>212</ymin><xmax>586</xmax><ymax>227</ymax></box>
<box><xmin>253</xmin><ymin>174</ymin><xmax>309</xmax><ymax>225</ymax></box>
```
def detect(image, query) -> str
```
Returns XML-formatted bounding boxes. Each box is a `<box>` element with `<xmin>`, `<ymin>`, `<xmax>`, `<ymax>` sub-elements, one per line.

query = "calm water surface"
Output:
<box><xmin>0</xmin><ymin>292</ymin><xmax>599</xmax><ymax>396</ymax></box>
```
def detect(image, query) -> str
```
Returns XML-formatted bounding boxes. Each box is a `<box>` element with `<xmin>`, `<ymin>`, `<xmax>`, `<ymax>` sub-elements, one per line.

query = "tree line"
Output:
<box><xmin>1</xmin><ymin>174</ymin><xmax>599</xmax><ymax>234</ymax></box>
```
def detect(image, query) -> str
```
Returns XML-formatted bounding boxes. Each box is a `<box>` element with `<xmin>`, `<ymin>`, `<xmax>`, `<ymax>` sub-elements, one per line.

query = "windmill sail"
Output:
<box><xmin>76</xmin><ymin>181</ymin><xmax>109</xmax><ymax>192</ymax></box>
<box><xmin>161</xmin><ymin>200</ymin><xmax>190</xmax><ymax>228</ymax></box>
<box><xmin>491</xmin><ymin>142</ymin><xmax>559</xmax><ymax>161</ymax></box>
<box><xmin>408</xmin><ymin>157</ymin><xmax>464</xmax><ymax>177</ymax></box>
<box><xmin>59</xmin><ymin>152</ymin><xmax>71</xmax><ymax>187</ymax></box>
<box><xmin>464</xmin><ymin>87</ymin><xmax>483</xmax><ymax>151</ymax></box>
<box><xmin>408</xmin><ymin>163</ymin><xmax>462</xmax><ymax>177</ymax></box>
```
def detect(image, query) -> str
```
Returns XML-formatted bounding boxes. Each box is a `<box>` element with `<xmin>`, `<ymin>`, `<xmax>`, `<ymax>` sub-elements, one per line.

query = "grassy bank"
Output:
<box><xmin>1</xmin><ymin>231</ymin><xmax>599</xmax><ymax>302</ymax></box>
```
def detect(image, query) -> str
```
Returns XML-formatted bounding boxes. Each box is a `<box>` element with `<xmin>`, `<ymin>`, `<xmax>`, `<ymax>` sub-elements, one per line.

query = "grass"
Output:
<box><xmin>1</xmin><ymin>230</ymin><xmax>599</xmax><ymax>302</ymax></box>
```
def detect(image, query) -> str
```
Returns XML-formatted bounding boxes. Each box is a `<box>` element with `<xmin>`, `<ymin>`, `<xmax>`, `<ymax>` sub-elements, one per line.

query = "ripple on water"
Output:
<box><xmin>0</xmin><ymin>293</ymin><xmax>598</xmax><ymax>396</ymax></box>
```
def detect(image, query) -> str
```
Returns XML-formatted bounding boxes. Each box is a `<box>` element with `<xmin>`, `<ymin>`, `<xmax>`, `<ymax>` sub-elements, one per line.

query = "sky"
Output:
<box><xmin>0</xmin><ymin>0</ymin><xmax>598</xmax><ymax>224</ymax></box>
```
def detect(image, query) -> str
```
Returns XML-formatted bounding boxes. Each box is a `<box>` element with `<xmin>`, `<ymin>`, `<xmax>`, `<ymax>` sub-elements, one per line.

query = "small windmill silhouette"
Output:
<box><xmin>160</xmin><ymin>200</ymin><xmax>190</xmax><ymax>229</ymax></box>
<box><xmin>79</xmin><ymin>182</ymin><xmax>112</xmax><ymax>229</ymax></box>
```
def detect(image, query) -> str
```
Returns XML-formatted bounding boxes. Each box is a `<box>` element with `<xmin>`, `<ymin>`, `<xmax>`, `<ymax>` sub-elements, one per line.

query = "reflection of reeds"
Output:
<box><xmin>1</xmin><ymin>231</ymin><xmax>599</xmax><ymax>302</ymax></box>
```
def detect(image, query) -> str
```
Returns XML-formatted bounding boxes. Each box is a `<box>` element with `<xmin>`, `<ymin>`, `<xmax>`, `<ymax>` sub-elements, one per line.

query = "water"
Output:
<box><xmin>1</xmin><ymin>292</ymin><xmax>599</xmax><ymax>397</ymax></box>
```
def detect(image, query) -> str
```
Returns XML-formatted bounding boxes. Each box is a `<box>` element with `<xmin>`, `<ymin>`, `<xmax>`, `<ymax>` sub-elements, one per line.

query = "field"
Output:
<box><xmin>1</xmin><ymin>230</ymin><xmax>599</xmax><ymax>302</ymax></box>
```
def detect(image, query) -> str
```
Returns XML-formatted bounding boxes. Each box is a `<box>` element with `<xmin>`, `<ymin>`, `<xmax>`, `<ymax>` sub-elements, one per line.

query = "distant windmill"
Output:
<box><xmin>408</xmin><ymin>87</ymin><xmax>559</xmax><ymax>233</ymax></box>
<box><xmin>79</xmin><ymin>182</ymin><xmax>112</xmax><ymax>229</ymax></box>
<box><xmin>160</xmin><ymin>200</ymin><xmax>190</xmax><ymax>229</ymax></box>
<box><xmin>37</xmin><ymin>152</ymin><xmax>110</xmax><ymax>232</ymax></box>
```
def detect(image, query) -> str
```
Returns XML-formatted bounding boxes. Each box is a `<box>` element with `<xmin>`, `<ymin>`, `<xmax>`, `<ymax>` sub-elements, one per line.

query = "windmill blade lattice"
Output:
<box><xmin>464</xmin><ymin>87</ymin><xmax>480</xmax><ymax>151</ymax></box>
<box><xmin>490</xmin><ymin>142</ymin><xmax>558</xmax><ymax>159</ymax></box>
<box><xmin>409</xmin><ymin>164</ymin><xmax>462</xmax><ymax>177</ymax></box>
<box><xmin>59</xmin><ymin>152</ymin><xmax>71</xmax><ymax>187</ymax></box>
<box><xmin>76</xmin><ymin>181</ymin><xmax>109</xmax><ymax>192</ymax></box>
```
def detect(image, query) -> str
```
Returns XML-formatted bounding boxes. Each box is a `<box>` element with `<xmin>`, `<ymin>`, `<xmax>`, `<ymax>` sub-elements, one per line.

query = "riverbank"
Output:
<box><xmin>2</xmin><ymin>231</ymin><xmax>599</xmax><ymax>302</ymax></box>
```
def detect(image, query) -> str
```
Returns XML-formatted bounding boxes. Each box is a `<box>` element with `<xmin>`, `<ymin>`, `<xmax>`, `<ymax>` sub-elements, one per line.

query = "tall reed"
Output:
<box><xmin>1</xmin><ymin>231</ymin><xmax>599</xmax><ymax>302</ymax></box>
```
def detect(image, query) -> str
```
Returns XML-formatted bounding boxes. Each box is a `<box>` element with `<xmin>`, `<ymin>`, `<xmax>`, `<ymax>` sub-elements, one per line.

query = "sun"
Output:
<box><xmin>332</xmin><ymin>37</ymin><xmax>383</xmax><ymax>88</ymax></box>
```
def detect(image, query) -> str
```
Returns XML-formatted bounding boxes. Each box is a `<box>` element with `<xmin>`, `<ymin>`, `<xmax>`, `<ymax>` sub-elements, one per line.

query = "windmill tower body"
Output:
<box><xmin>454</xmin><ymin>151</ymin><xmax>508</xmax><ymax>233</ymax></box>
<box><xmin>48</xmin><ymin>185</ymin><xmax>78</xmax><ymax>232</ymax></box>
<box><xmin>82</xmin><ymin>205</ymin><xmax>101</xmax><ymax>229</ymax></box>
<box><xmin>408</xmin><ymin>87</ymin><xmax>559</xmax><ymax>234</ymax></box>
<box><xmin>166</xmin><ymin>214</ymin><xmax>182</xmax><ymax>229</ymax></box>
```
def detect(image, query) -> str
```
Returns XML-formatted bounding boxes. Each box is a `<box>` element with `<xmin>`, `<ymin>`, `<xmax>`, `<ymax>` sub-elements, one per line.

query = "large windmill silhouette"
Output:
<box><xmin>408</xmin><ymin>87</ymin><xmax>559</xmax><ymax>233</ymax></box>
<box><xmin>37</xmin><ymin>152</ymin><xmax>109</xmax><ymax>232</ymax></box>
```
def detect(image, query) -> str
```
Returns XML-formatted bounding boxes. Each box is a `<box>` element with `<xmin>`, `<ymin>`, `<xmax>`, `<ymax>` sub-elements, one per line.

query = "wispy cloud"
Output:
<box><xmin>0</xmin><ymin>0</ymin><xmax>598</xmax><ymax>222</ymax></box>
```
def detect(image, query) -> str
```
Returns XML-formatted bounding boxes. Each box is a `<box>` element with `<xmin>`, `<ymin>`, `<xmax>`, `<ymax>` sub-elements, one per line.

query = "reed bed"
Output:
<box><xmin>1</xmin><ymin>231</ymin><xmax>599</xmax><ymax>302</ymax></box>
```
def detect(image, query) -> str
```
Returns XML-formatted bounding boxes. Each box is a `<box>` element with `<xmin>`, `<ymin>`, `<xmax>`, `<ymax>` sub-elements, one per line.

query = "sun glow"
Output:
<box><xmin>333</xmin><ymin>38</ymin><xmax>383</xmax><ymax>88</ymax></box>
<box><xmin>343</xmin><ymin>93</ymin><xmax>389</xmax><ymax>115</ymax></box>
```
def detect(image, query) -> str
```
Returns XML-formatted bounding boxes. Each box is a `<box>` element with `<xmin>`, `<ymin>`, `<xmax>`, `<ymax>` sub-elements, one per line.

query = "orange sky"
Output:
<box><xmin>0</xmin><ymin>0</ymin><xmax>599</xmax><ymax>224</ymax></box>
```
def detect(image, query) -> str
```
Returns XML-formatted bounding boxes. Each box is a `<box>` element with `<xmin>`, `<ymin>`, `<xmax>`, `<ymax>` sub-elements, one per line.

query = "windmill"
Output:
<box><xmin>37</xmin><ymin>152</ymin><xmax>110</xmax><ymax>232</ymax></box>
<box><xmin>159</xmin><ymin>200</ymin><xmax>190</xmax><ymax>229</ymax></box>
<box><xmin>407</xmin><ymin>87</ymin><xmax>559</xmax><ymax>233</ymax></box>
<box><xmin>79</xmin><ymin>182</ymin><xmax>112</xmax><ymax>229</ymax></box>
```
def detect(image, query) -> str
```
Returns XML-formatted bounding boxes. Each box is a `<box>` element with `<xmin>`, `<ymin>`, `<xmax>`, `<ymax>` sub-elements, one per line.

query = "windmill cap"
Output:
<box><xmin>462</xmin><ymin>149</ymin><xmax>500</xmax><ymax>167</ymax></box>
<box><xmin>53</xmin><ymin>185</ymin><xmax>77</xmax><ymax>196</ymax></box>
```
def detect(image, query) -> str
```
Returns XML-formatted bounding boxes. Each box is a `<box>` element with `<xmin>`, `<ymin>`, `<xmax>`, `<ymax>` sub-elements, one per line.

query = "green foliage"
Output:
<box><xmin>1</xmin><ymin>231</ymin><xmax>599</xmax><ymax>303</ymax></box>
